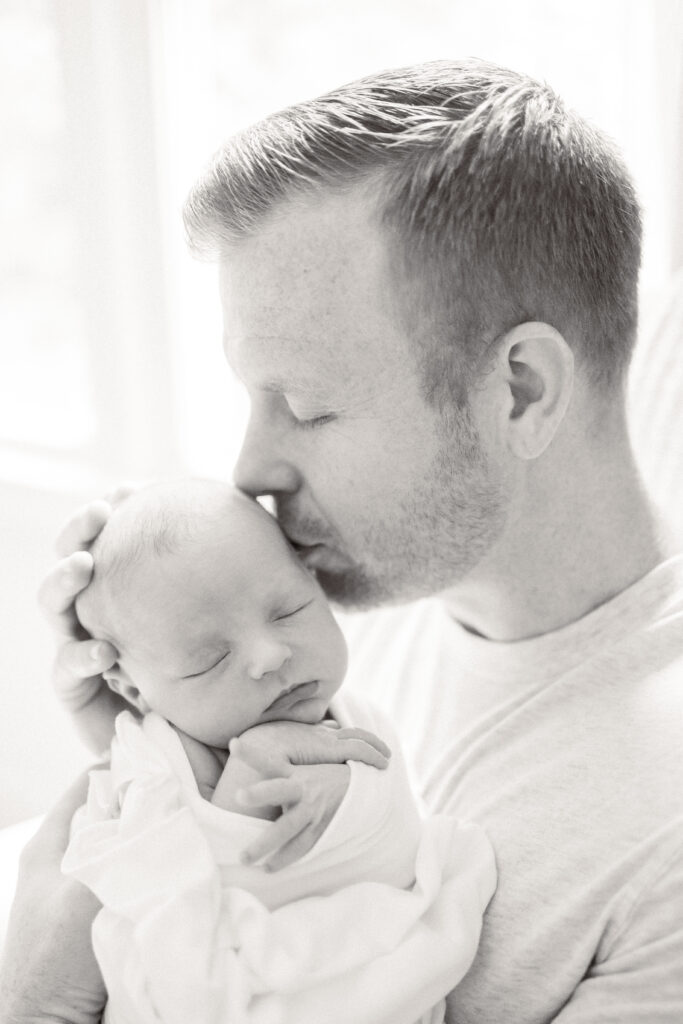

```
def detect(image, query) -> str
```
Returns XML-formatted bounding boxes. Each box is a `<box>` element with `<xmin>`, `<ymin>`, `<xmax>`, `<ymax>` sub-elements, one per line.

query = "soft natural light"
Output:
<box><xmin>156</xmin><ymin>0</ymin><xmax>683</xmax><ymax>478</ymax></box>
<box><xmin>0</xmin><ymin>0</ymin><xmax>681</xmax><ymax>832</ymax></box>
<box><xmin>0</xmin><ymin>2</ymin><xmax>96</xmax><ymax>450</ymax></box>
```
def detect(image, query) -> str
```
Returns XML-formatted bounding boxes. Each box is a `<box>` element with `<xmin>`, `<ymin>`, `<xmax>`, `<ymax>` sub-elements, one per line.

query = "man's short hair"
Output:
<box><xmin>183</xmin><ymin>58</ymin><xmax>642</xmax><ymax>401</ymax></box>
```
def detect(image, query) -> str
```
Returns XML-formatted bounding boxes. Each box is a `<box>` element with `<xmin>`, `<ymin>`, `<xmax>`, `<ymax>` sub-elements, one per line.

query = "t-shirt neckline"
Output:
<box><xmin>436</xmin><ymin>553</ymin><xmax>683</xmax><ymax>684</ymax></box>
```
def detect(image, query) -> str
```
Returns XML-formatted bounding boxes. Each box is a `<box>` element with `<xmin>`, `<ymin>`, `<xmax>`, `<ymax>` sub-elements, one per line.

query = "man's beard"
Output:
<box><xmin>276</xmin><ymin>409</ymin><xmax>506</xmax><ymax>611</ymax></box>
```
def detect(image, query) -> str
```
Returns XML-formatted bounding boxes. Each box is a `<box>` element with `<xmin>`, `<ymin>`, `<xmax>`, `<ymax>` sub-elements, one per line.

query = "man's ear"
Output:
<box><xmin>499</xmin><ymin>322</ymin><xmax>574</xmax><ymax>459</ymax></box>
<box><xmin>103</xmin><ymin>669</ymin><xmax>151</xmax><ymax>715</ymax></box>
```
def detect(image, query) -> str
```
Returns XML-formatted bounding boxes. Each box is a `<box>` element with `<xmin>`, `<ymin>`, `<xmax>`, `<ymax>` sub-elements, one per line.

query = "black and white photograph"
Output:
<box><xmin>1</xmin><ymin>1</ymin><xmax>682</xmax><ymax>1021</ymax></box>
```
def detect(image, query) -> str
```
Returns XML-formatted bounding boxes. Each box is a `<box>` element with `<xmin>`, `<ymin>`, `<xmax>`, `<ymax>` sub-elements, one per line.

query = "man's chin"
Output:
<box><xmin>291</xmin><ymin>537</ymin><xmax>412</xmax><ymax>610</ymax></box>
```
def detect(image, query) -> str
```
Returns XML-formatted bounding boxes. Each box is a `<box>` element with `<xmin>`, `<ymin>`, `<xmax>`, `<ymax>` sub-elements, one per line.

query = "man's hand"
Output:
<box><xmin>228</xmin><ymin>720</ymin><xmax>391</xmax><ymax>870</ymax></box>
<box><xmin>38</xmin><ymin>491</ymin><xmax>134</xmax><ymax>752</ymax></box>
<box><xmin>0</xmin><ymin>775</ymin><xmax>105</xmax><ymax>1024</ymax></box>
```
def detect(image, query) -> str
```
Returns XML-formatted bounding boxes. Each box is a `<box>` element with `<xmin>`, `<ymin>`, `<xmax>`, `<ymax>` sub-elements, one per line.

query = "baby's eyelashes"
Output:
<box><xmin>273</xmin><ymin>598</ymin><xmax>314</xmax><ymax>621</ymax></box>
<box><xmin>181</xmin><ymin>649</ymin><xmax>231</xmax><ymax>679</ymax></box>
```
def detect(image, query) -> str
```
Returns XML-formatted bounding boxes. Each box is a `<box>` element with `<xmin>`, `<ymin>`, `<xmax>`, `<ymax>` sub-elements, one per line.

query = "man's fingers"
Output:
<box><xmin>54</xmin><ymin>500</ymin><xmax>112</xmax><ymax>558</ymax></box>
<box><xmin>53</xmin><ymin>639</ymin><xmax>117</xmax><ymax>707</ymax></box>
<box><xmin>334</xmin><ymin>727</ymin><xmax>392</xmax><ymax>759</ymax></box>
<box><xmin>38</xmin><ymin>551</ymin><xmax>95</xmax><ymax>635</ymax></box>
<box><xmin>104</xmin><ymin>481</ymin><xmax>140</xmax><ymax>507</ymax></box>
<box><xmin>240</xmin><ymin>801</ymin><xmax>310</xmax><ymax>867</ymax></box>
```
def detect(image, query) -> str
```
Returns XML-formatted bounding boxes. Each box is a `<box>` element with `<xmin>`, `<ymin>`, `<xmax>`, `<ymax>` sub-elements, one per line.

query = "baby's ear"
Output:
<box><xmin>104</xmin><ymin>669</ymin><xmax>150</xmax><ymax>715</ymax></box>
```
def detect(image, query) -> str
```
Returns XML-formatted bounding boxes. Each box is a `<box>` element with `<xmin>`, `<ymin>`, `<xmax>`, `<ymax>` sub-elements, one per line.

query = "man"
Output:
<box><xmin>3</xmin><ymin>59</ymin><xmax>682</xmax><ymax>1022</ymax></box>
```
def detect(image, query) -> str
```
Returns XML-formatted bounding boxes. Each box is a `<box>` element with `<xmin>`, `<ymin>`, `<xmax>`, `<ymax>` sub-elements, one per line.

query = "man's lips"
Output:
<box><xmin>285</xmin><ymin>534</ymin><xmax>324</xmax><ymax>552</ymax></box>
<box><xmin>263</xmin><ymin>680</ymin><xmax>320</xmax><ymax>714</ymax></box>
<box><xmin>280</xmin><ymin>522</ymin><xmax>349</xmax><ymax>572</ymax></box>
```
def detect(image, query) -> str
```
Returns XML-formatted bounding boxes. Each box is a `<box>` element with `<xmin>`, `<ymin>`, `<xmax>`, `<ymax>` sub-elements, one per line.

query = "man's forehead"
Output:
<box><xmin>218</xmin><ymin>236</ymin><xmax>416</xmax><ymax>396</ymax></box>
<box><xmin>217</xmin><ymin>191</ymin><xmax>402</xmax><ymax>328</ymax></box>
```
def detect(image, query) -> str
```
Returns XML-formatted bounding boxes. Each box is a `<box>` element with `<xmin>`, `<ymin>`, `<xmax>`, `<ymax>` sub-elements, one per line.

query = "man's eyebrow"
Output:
<box><xmin>222</xmin><ymin>347</ymin><xmax>326</xmax><ymax>396</ymax></box>
<box><xmin>260</xmin><ymin>377</ymin><xmax>324</xmax><ymax>396</ymax></box>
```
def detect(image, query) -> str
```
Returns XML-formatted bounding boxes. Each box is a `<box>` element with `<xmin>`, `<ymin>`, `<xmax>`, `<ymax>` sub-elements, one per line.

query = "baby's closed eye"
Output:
<box><xmin>273</xmin><ymin>598</ymin><xmax>314</xmax><ymax>621</ymax></box>
<box><xmin>182</xmin><ymin>650</ymin><xmax>231</xmax><ymax>679</ymax></box>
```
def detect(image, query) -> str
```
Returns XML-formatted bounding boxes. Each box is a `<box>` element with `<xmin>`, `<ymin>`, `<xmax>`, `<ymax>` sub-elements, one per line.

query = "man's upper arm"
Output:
<box><xmin>552</xmin><ymin>846</ymin><xmax>683</xmax><ymax>1022</ymax></box>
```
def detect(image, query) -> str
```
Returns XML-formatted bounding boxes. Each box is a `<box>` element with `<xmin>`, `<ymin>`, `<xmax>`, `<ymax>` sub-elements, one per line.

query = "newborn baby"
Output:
<box><xmin>73</xmin><ymin>479</ymin><xmax>357</xmax><ymax>833</ymax></box>
<box><xmin>62</xmin><ymin>479</ymin><xmax>496</xmax><ymax>1024</ymax></box>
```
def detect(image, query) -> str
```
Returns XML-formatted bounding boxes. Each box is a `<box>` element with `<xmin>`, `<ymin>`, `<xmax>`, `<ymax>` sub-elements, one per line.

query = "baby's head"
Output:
<box><xmin>75</xmin><ymin>480</ymin><xmax>348</xmax><ymax>747</ymax></box>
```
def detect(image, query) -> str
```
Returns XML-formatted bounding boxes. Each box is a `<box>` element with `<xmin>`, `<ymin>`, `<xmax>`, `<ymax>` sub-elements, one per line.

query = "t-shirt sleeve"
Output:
<box><xmin>552</xmin><ymin>844</ymin><xmax>683</xmax><ymax>1023</ymax></box>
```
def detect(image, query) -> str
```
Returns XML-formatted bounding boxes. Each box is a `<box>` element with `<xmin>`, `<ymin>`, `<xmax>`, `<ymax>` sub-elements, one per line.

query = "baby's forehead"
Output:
<box><xmin>77</xmin><ymin>484</ymin><xmax>299</xmax><ymax>620</ymax></box>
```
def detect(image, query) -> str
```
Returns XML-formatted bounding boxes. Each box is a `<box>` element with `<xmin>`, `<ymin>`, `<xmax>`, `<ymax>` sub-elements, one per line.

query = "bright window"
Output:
<box><xmin>158</xmin><ymin>0</ymin><xmax>683</xmax><ymax>476</ymax></box>
<box><xmin>0</xmin><ymin>1</ymin><xmax>95</xmax><ymax>451</ymax></box>
<box><xmin>1</xmin><ymin>0</ymin><xmax>681</xmax><ymax>484</ymax></box>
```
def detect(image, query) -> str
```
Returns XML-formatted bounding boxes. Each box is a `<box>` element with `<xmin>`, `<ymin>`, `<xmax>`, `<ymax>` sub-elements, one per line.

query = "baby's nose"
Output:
<box><xmin>247</xmin><ymin>637</ymin><xmax>292</xmax><ymax>680</ymax></box>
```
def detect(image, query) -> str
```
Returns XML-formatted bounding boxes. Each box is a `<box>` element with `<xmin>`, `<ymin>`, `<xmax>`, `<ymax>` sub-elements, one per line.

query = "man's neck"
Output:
<box><xmin>440</xmin><ymin>438</ymin><xmax>671</xmax><ymax>643</ymax></box>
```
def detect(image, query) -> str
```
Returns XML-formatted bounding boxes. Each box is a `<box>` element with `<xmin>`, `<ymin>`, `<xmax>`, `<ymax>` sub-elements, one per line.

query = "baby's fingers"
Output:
<box><xmin>240</xmin><ymin>800</ymin><xmax>310</xmax><ymax>869</ymax></box>
<box><xmin>330</xmin><ymin>730</ymin><xmax>391</xmax><ymax>770</ymax></box>
<box><xmin>263</xmin><ymin>824</ymin><xmax>322</xmax><ymax>872</ymax></box>
<box><xmin>38</xmin><ymin>551</ymin><xmax>95</xmax><ymax>635</ymax></box>
<box><xmin>228</xmin><ymin>736</ymin><xmax>289</xmax><ymax>779</ymax></box>
<box><xmin>334</xmin><ymin>727</ymin><xmax>392</xmax><ymax>760</ymax></box>
<box><xmin>55</xmin><ymin>500</ymin><xmax>112</xmax><ymax>558</ymax></box>
<box><xmin>237</xmin><ymin>777</ymin><xmax>302</xmax><ymax>811</ymax></box>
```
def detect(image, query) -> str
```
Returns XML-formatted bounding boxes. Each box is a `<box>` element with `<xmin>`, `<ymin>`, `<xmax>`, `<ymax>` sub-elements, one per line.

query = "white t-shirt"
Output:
<box><xmin>342</xmin><ymin>555</ymin><xmax>683</xmax><ymax>1023</ymax></box>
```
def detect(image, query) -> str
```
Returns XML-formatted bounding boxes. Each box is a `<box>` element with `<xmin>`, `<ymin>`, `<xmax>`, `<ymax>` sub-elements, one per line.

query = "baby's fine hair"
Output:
<box><xmin>87</xmin><ymin>479</ymin><xmax>254</xmax><ymax>588</ymax></box>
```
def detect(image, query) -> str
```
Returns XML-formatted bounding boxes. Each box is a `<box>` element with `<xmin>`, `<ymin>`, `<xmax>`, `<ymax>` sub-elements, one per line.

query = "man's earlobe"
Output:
<box><xmin>502</xmin><ymin>322</ymin><xmax>574</xmax><ymax>460</ymax></box>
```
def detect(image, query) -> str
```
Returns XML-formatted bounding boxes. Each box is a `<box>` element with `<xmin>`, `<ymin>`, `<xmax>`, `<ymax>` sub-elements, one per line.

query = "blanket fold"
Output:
<box><xmin>63</xmin><ymin>694</ymin><xmax>496</xmax><ymax>1024</ymax></box>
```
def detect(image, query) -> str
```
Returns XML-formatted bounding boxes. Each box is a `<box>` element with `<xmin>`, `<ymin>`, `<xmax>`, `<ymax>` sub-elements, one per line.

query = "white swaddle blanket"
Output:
<box><xmin>62</xmin><ymin>692</ymin><xmax>496</xmax><ymax>1024</ymax></box>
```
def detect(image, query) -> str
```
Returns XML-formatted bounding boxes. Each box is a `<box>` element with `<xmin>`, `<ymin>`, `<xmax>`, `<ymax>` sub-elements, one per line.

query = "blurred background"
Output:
<box><xmin>0</xmin><ymin>0</ymin><xmax>682</xmax><ymax>827</ymax></box>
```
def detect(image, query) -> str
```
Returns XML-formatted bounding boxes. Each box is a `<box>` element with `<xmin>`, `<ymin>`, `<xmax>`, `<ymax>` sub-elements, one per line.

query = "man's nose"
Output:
<box><xmin>233</xmin><ymin>407</ymin><xmax>300</xmax><ymax>498</ymax></box>
<box><xmin>247</xmin><ymin>636</ymin><xmax>292</xmax><ymax>680</ymax></box>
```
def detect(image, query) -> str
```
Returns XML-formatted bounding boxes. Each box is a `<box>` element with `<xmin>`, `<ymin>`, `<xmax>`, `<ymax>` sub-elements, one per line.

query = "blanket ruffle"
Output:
<box><xmin>63</xmin><ymin>699</ymin><xmax>496</xmax><ymax>1024</ymax></box>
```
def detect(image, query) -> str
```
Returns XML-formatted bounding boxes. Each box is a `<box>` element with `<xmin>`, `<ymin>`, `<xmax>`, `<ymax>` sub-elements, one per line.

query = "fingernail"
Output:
<box><xmin>236</xmin><ymin>788</ymin><xmax>247</xmax><ymax>804</ymax></box>
<box><xmin>90</xmin><ymin>643</ymin><xmax>105</xmax><ymax>661</ymax></box>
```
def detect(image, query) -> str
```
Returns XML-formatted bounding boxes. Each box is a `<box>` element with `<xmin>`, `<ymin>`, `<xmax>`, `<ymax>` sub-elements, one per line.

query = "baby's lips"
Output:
<box><xmin>264</xmin><ymin>679</ymin><xmax>320</xmax><ymax>712</ymax></box>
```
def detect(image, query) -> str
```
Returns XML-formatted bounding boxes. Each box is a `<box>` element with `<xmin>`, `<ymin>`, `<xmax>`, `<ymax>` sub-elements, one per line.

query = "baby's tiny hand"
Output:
<box><xmin>237</xmin><ymin>762</ymin><xmax>351</xmax><ymax>870</ymax></box>
<box><xmin>231</xmin><ymin>720</ymin><xmax>391</xmax><ymax>780</ymax></box>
